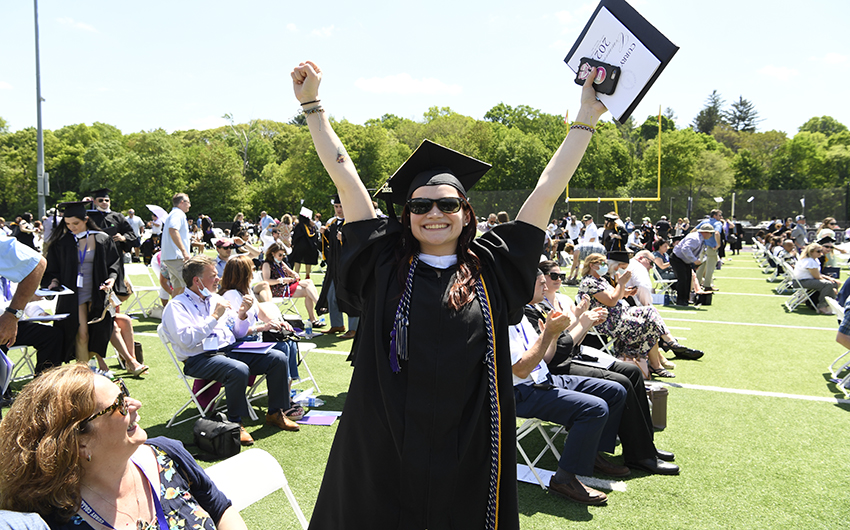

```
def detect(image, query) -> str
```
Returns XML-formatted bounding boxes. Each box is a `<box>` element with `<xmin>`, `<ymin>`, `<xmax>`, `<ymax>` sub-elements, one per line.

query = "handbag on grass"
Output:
<box><xmin>193</xmin><ymin>412</ymin><xmax>241</xmax><ymax>459</ymax></box>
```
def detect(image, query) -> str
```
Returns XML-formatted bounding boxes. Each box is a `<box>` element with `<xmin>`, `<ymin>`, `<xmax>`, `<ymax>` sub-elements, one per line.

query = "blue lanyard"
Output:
<box><xmin>79</xmin><ymin>460</ymin><xmax>167</xmax><ymax>530</ymax></box>
<box><xmin>77</xmin><ymin>231</ymin><xmax>89</xmax><ymax>276</ymax></box>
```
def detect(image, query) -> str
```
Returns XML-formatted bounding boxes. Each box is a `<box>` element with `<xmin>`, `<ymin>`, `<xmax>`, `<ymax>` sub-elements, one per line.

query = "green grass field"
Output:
<box><xmin>6</xmin><ymin>248</ymin><xmax>849</xmax><ymax>529</ymax></box>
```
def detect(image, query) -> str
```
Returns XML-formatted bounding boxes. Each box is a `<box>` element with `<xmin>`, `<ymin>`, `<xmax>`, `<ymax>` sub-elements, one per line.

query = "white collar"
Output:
<box><xmin>419</xmin><ymin>253</ymin><xmax>458</xmax><ymax>269</ymax></box>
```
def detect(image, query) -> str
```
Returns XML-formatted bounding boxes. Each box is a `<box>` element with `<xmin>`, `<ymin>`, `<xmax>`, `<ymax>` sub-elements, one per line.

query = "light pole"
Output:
<box><xmin>34</xmin><ymin>0</ymin><xmax>46</xmax><ymax>219</ymax></box>
<box><xmin>747</xmin><ymin>196</ymin><xmax>755</xmax><ymax>222</ymax></box>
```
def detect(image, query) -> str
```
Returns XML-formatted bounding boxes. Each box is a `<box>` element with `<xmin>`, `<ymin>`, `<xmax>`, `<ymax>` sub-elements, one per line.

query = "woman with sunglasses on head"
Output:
<box><xmin>794</xmin><ymin>243</ymin><xmax>839</xmax><ymax>314</ymax></box>
<box><xmin>42</xmin><ymin>202</ymin><xmax>126</xmax><ymax>365</ymax></box>
<box><xmin>0</xmin><ymin>364</ymin><xmax>247</xmax><ymax>530</ymax></box>
<box><xmin>291</xmin><ymin>60</ymin><xmax>606</xmax><ymax>529</ymax></box>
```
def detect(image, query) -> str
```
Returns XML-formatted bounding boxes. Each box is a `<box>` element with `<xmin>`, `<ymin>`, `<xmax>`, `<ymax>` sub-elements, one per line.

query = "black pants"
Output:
<box><xmin>4</xmin><ymin>321</ymin><xmax>65</xmax><ymax>374</ymax></box>
<box><xmin>670</xmin><ymin>253</ymin><xmax>695</xmax><ymax>306</ymax></box>
<box><xmin>549</xmin><ymin>360</ymin><xmax>656</xmax><ymax>462</ymax></box>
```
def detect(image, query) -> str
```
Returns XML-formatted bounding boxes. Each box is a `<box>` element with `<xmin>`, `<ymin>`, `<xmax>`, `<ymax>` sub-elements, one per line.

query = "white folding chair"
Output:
<box><xmin>292</xmin><ymin>342</ymin><xmax>320</xmax><ymax>394</ymax></box>
<box><xmin>123</xmin><ymin>263</ymin><xmax>162</xmax><ymax>317</ymax></box>
<box><xmin>650</xmin><ymin>267</ymin><xmax>676</xmax><ymax>297</ymax></box>
<box><xmin>516</xmin><ymin>418</ymin><xmax>565</xmax><ymax>490</ymax></box>
<box><xmin>780</xmin><ymin>261</ymin><xmax>818</xmax><ymax>312</ymax></box>
<box><xmin>8</xmin><ymin>345</ymin><xmax>37</xmax><ymax>382</ymax></box>
<box><xmin>205</xmin><ymin>448</ymin><xmax>309</xmax><ymax>529</ymax></box>
<box><xmin>157</xmin><ymin>324</ymin><xmax>266</xmax><ymax>427</ymax></box>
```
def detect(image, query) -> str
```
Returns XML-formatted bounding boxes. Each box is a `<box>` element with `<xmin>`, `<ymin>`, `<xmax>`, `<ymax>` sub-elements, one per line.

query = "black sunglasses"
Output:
<box><xmin>407</xmin><ymin>197</ymin><xmax>465</xmax><ymax>215</ymax></box>
<box><xmin>83</xmin><ymin>379</ymin><xmax>129</xmax><ymax>424</ymax></box>
<box><xmin>547</xmin><ymin>272</ymin><xmax>566</xmax><ymax>281</ymax></box>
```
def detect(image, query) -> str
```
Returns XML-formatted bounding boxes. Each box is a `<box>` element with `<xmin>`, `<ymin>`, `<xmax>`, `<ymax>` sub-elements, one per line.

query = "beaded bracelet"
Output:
<box><xmin>570</xmin><ymin>122</ymin><xmax>596</xmax><ymax>133</ymax></box>
<box><xmin>302</xmin><ymin>105</ymin><xmax>325</xmax><ymax>116</ymax></box>
<box><xmin>300</xmin><ymin>99</ymin><xmax>320</xmax><ymax>106</ymax></box>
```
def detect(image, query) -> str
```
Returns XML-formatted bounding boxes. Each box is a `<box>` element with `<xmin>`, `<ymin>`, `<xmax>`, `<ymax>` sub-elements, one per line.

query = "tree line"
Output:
<box><xmin>0</xmin><ymin>90</ymin><xmax>847</xmax><ymax>223</ymax></box>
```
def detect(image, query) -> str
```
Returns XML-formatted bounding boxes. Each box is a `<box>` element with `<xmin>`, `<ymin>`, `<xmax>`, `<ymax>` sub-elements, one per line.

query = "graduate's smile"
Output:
<box><xmin>409</xmin><ymin>185</ymin><xmax>469</xmax><ymax>256</ymax></box>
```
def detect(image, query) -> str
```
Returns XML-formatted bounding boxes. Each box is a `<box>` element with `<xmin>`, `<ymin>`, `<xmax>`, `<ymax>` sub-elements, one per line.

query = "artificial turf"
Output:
<box><xmin>5</xmin><ymin>248</ymin><xmax>848</xmax><ymax>529</ymax></box>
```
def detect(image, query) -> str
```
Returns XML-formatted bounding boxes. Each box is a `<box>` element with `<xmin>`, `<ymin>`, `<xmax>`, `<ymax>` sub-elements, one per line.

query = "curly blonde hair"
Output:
<box><xmin>0</xmin><ymin>364</ymin><xmax>98</xmax><ymax>521</ymax></box>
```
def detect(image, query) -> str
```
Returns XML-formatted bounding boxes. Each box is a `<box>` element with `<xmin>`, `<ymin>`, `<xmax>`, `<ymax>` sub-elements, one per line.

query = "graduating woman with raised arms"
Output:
<box><xmin>291</xmin><ymin>60</ymin><xmax>606</xmax><ymax>529</ymax></box>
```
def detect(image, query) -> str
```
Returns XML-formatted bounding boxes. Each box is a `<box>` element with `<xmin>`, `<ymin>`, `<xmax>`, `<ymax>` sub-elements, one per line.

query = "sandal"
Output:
<box><xmin>130</xmin><ymin>364</ymin><xmax>149</xmax><ymax>376</ymax></box>
<box><xmin>659</xmin><ymin>357</ymin><xmax>676</xmax><ymax>370</ymax></box>
<box><xmin>284</xmin><ymin>403</ymin><xmax>305</xmax><ymax>421</ymax></box>
<box><xmin>649</xmin><ymin>365</ymin><xmax>675</xmax><ymax>378</ymax></box>
<box><xmin>311</xmin><ymin>320</ymin><xmax>326</xmax><ymax>328</ymax></box>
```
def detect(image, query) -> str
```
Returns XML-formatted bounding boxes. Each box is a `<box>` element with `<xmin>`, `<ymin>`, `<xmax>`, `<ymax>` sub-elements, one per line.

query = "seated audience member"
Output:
<box><xmin>651</xmin><ymin>239</ymin><xmax>676</xmax><ymax>280</ymax></box>
<box><xmin>836</xmin><ymin>297</ymin><xmax>850</xmax><ymax>350</ymax></box>
<box><xmin>566</xmin><ymin>214</ymin><xmax>604</xmax><ymax>285</ymax></box>
<box><xmin>509</xmin><ymin>273</ymin><xmax>627</xmax><ymax>505</ymax></box>
<box><xmin>258</xmin><ymin>242</ymin><xmax>323</xmax><ymax>328</ymax></box>
<box><xmin>214</xmin><ymin>238</ymin><xmax>235</xmax><ymax>277</ymax></box>
<box><xmin>626</xmin><ymin>228</ymin><xmax>643</xmax><ymax>253</ymax></box>
<box><xmin>219</xmin><ymin>255</ymin><xmax>304</xmax><ymax>423</ymax></box>
<box><xmin>0</xmin><ymin>237</ymin><xmax>64</xmax><ymax>375</ymax></box>
<box><xmin>624</xmin><ymin>251</ymin><xmax>655</xmax><ymax>307</ymax></box>
<box><xmin>816</xmin><ymin>232</ymin><xmax>847</xmax><ymax>271</ymax></box>
<box><xmin>577</xmin><ymin>253</ymin><xmax>704</xmax><ymax>379</ymax></box>
<box><xmin>0</xmin><ymin>365</ymin><xmax>248</xmax><ymax>530</ymax></box>
<box><xmin>533</xmin><ymin>262</ymin><xmax>679</xmax><ymax>475</ymax></box>
<box><xmin>775</xmin><ymin>240</ymin><xmax>798</xmax><ymax>263</ymax></box>
<box><xmin>794</xmin><ymin>243</ymin><xmax>839</xmax><ymax>314</ymax></box>
<box><xmin>161</xmin><ymin>255</ymin><xmax>299</xmax><ymax>445</ymax></box>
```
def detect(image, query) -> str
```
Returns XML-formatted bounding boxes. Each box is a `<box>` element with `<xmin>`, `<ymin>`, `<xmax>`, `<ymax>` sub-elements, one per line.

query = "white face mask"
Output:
<box><xmin>597</xmin><ymin>263</ymin><xmax>609</xmax><ymax>276</ymax></box>
<box><xmin>199</xmin><ymin>286</ymin><xmax>213</xmax><ymax>298</ymax></box>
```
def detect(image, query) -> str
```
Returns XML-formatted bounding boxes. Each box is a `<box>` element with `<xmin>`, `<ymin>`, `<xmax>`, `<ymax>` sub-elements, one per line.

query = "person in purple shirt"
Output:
<box><xmin>670</xmin><ymin>226</ymin><xmax>716</xmax><ymax>306</ymax></box>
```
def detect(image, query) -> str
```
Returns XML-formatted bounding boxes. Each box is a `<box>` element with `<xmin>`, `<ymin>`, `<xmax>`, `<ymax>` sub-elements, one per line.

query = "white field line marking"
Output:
<box><xmin>656</xmin><ymin>381</ymin><xmax>850</xmax><ymax>405</ymax></box>
<box><xmin>657</xmin><ymin>316</ymin><xmax>836</xmax><ymax>331</ymax></box>
<box><xmin>135</xmin><ymin>332</ymin><xmax>159</xmax><ymax>337</ymax></box>
<box><xmin>316</xmin><ymin>349</ymin><xmax>351</xmax><ymax>355</ymax></box>
<box><xmin>713</xmin><ymin>277</ymin><xmax>788</xmax><ymax>281</ymax></box>
<box><xmin>666</xmin><ymin>326</ymin><xmax>691</xmax><ymax>330</ymax></box>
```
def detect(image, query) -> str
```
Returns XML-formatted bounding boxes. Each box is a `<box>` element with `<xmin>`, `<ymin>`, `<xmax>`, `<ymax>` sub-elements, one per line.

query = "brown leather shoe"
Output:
<box><xmin>266</xmin><ymin>410</ymin><xmax>300</xmax><ymax>431</ymax></box>
<box><xmin>239</xmin><ymin>425</ymin><xmax>254</xmax><ymax>446</ymax></box>
<box><xmin>594</xmin><ymin>454</ymin><xmax>631</xmax><ymax>477</ymax></box>
<box><xmin>548</xmin><ymin>476</ymin><xmax>607</xmax><ymax>505</ymax></box>
<box><xmin>340</xmin><ymin>330</ymin><xmax>356</xmax><ymax>340</ymax></box>
<box><xmin>323</xmin><ymin>326</ymin><xmax>345</xmax><ymax>334</ymax></box>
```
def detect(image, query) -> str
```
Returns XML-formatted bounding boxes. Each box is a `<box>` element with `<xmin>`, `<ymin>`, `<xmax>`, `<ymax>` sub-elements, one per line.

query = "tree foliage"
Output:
<box><xmin>692</xmin><ymin>90</ymin><xmax>726</xmax><ymax>134</ymax></box>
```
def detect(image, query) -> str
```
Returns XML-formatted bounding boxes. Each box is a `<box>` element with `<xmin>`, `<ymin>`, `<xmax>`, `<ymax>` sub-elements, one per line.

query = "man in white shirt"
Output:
<box><xmin>161</xmin><ymin>193</ymin><xmax>192</xmax><ymax>297</ymax></box>
<box><xmin>566</xmin><ymin>214</ymin><xmax>603</xmax><ymax>284</ymax></box>
<box><xmin>624</xmin><ymin>250</ymin><xmax>655</xmax><ymax>306</ymax></box>
<box><xmin>161</xmin><ymin>255</ymin><xmax>299</xmax><ymax>445</ymax></box>
<box><xmin>510</xmin><ymin>272</ymin><xmax>627</xmax><ymax>505</ymax></box>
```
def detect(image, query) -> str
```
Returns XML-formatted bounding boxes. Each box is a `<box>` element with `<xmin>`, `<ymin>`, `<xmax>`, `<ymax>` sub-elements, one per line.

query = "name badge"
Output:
<box><xmin>202</xmin><ymin>336</ymin><xmax>219</xmax><ymax>351</ymax></box>
<box><xmin>530</xmin><ymin>362</ymin><xmax>548</xmax><ymax>384</ymax></box>
<box><xmin>77</xmin><ymin>274</ymin><xmax>84</xmax><ymax>288</ymax></box>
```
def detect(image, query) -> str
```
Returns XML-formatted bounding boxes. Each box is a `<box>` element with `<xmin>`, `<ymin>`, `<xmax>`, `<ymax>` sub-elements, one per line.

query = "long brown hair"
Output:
<box><xmin>0</xmin><ymin>364</ymin><xmax>99</xmax><ymax>521</ymax></box>
<box><xmin>219</xmin><ymin>255</ymin><xmax>254</xmax><ymax>295</ymax></box>
<box><xmin>397</xmin><ymin>199</ymin><xmax>481</xmax><ymax>311</ymax></box>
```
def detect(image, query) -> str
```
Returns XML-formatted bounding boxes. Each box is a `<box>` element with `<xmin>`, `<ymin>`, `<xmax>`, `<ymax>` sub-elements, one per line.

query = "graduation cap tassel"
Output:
<box><xmin>388</xmin><ymin>254</ymin><xmax>419</xmax><ymax>373</ymax></box>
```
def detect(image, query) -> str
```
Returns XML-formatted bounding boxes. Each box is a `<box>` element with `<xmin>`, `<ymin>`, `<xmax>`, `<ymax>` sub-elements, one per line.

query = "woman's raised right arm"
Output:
<box><xmin>292</xmin><ymin>61</ymin><xmax>376</xmax><ymax>222</ymax></box>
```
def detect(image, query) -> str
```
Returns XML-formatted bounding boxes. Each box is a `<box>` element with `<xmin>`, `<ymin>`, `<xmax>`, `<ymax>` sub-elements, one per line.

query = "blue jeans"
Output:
<box><xmin>183</xmin><ymin>347</ymin><xmax>290</xmax><ymax>423</ymax></box>
<box><xmin>327</xmin><ymin>280</ymin><xmax>359</xmax><ymax>331</ymax></box>
<box><xmin>514</xmin><ymin>374</ymin><xmax>626</xmax><ymax>476</ymax></box>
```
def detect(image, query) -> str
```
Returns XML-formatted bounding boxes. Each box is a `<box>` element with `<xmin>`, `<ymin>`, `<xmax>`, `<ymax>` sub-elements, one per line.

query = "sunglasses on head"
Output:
<box><xmin>406</xmin><ymin>197</ymin><xmax>465</xmax><ymax>215</ymax></box>
<box><xmin>83</xmin><ymin>379</ymin><xmax>129</xmax><ymax>424</ymax></box>
<box><xmin>547</xmin><ymin>272</ymin><xmax>566</xmax><ymax>281</ymax></box>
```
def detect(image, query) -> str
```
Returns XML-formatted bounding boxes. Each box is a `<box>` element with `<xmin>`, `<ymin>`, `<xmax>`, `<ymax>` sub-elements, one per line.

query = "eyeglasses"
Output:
<box><xmin>96</xmin><ymin>198</ymin><xmax>110</xmax><ymax>202</ymax></box>
<box><xmin>83</xmin><ymin>379</ymin><xmax>129</xmax><ymax>424</ymax></box>
<box><xmin>830</xmin><ymin>223</ymin><xmax>838</xmax><ymax>226</ymax></box>
<box><xmin>547</xmin><ymin>272</ymin><xmax>566</xmax><ymax>281</ymax></box>
<box><xmin>823</xmin><ymin>245</ymin><xmax>834</xmax><ymax>249</ymax></box>
<box><xmin>407</xmin><ymin>197</ymin><xmax>465</xmax><ymax>215</ymax></box>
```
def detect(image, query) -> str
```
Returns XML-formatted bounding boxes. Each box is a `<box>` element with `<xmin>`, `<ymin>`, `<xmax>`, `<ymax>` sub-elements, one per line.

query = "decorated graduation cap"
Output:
<box><xmin>90</xmin><ymin>188</ymin><xmax>112</xmax><ymax>199</ymax></box>
<box><xmin>57</xmin><ymin>201</ymin><xmax>92</xmax><ymax>220</ymax></box>
<box><xmin>375</xmin><ymin>140</ymin><xmax>491</xmax><ymax>217</ymax></box>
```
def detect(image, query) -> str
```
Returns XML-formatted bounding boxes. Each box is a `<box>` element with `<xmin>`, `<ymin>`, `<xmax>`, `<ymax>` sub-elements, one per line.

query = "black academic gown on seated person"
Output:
<box><xmin>42</xmin><ymin>232</ymin><xmax>124</xmax><ymax>362</ymax></box>
<box><xmin>308</xmin><ymin>218</ymin><xmax>542</xmax><ymax>530</ymax></box>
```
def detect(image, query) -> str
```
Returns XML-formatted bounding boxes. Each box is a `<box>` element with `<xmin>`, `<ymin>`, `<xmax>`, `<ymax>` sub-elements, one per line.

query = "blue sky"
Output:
<box><xmin>2</xmin><ymin>0</ymin><xmax>848</xmax><ymax>136</ymax></box>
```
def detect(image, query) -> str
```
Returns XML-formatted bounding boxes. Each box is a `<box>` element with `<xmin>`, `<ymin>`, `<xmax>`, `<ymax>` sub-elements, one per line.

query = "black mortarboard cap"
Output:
<box><xmin>330</xmin><ymin>194</ymin><xmax>341</xmax><ymax>205</ymax></box>
<box><xmin>57</xmin><ymin>201</ymin><xmax>92</xmax><ymax>220</ymax></box>
<box><xmin>375</xmin><ymin>140</ymin><xmax>491</xmax><ymax>206</ymax></box>
<box><xmin>607</xmin><ymin>250</ymin><xmax>630</xmax><ymax>263</ymax></box>
<box><xmin>90</xmin><ymin>188</ymin><xmax>112</xmax><ymax>199</ymax></box>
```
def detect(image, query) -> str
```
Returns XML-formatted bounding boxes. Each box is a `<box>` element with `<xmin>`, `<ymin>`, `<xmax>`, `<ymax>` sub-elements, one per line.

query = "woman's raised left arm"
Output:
<box><xmin>516</xmin><ymin>70</ymin><xmax>607</xmax><ymax>230</ymax></box>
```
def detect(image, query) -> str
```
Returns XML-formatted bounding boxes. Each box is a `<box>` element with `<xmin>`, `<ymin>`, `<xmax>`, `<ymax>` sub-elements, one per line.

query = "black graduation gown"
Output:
<box><xmin>290</xmin><ymin>217</ymin><xmax>319</xmax><ymax>265</ymax></box>
<box><xmin>308</xmin><ymin>218</ymin><xmax>542</xmax><ymax>530</ymax></box>
<box><xmin>316</xmin><ymin>217</ymin><xmax>355</xmax><ymax>316</ymax></box>
<box><xmin>42</xmin><ymin>232</ymin><xmax>124</xmax><ymax>362</ymax></box>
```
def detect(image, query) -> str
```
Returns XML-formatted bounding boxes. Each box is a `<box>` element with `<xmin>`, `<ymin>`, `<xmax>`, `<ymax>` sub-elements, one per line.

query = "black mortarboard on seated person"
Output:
<box><xmin>57</xmin><ymin>201</ymin><xmax>92</xmax><ymax>220</ymax></box>
<box><xmin>90</xmin><ymin>188</ymin><xmax>112</xmax><ymax>199</ymax></box>
<box><xmin>818</xmin><ymin>235</ymin><xmax>836</xmax><ymax>245</ymax></box>
<box><xmin>330</xmin><ymin>194</ymin><xmax>341</xmax><ymax>205</ymax></box>
<box><xmin>607</xmin><ymin>250</ymin><xmax>630</xmax><ymax>263</ymax></box>
<box><xmin>374</xmin><ymin>139</ymin><xmax>491</xmax><ymax>218</ymax></box>
<box><xmin>670</xmin><ymin>234</ymin><xmax>685</xmax><ymax>243</ymax></box>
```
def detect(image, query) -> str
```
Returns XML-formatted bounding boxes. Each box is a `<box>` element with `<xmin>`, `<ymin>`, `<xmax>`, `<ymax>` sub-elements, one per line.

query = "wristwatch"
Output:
<box><xmin>4</xmin><ymin>307</ymin><xmax>24</xmax><ymax>320</ymax></box>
